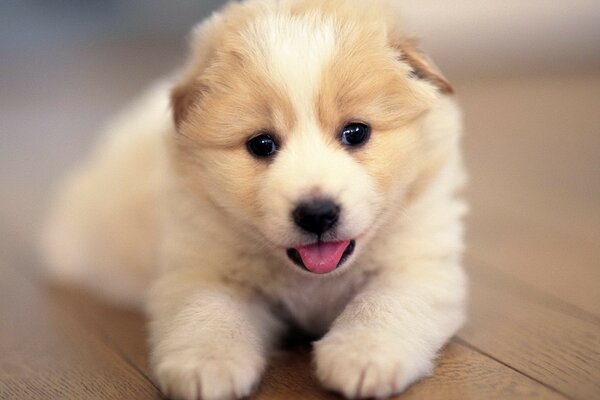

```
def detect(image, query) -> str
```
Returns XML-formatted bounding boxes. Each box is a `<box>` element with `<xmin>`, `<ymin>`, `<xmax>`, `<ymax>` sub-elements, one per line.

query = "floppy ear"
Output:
<box><xmin>395</xmin><ymin>39</ymin><xmax>454</xmax><ymax>95</ymax></box>
<box><xmin>171</xmin><ymin>15</ymin><xmax>223</xmax><ymax>127</ymax></box>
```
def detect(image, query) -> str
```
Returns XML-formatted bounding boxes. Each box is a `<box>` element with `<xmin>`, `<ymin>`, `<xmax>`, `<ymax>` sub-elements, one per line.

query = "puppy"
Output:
<box><xmin>42</xmin><ymin>0</ymin><xmax>467</xmax><ymax>399</ymax></box>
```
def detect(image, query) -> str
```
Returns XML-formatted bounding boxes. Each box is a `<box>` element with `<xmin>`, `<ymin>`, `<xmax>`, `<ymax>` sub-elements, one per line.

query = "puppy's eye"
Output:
<box><xmin>340</xmin><ymin>123</ymin><xmax>370</xmax><ymax>147</ymax></box>
<box><xmin>247</xmin><ymin>134</ymin><xmax>278</xmax><ymax>158</ymax></box>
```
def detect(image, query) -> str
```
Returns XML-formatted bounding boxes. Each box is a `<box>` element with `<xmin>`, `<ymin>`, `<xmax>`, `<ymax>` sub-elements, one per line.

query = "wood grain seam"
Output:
<box><xmin>454</xmin><ymin>337</ymin><xmax>574</xmax><ymax>400</ymax></box>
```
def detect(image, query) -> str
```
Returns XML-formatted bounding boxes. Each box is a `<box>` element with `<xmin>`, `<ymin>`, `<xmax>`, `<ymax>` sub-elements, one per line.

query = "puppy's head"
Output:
<box><xmin>169</xmin><ymin>0</ymin><xmax>456</xmax><ymax>275</ymax></box>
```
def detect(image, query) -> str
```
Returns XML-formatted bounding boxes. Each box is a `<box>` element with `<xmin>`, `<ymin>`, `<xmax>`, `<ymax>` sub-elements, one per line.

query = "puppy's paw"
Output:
<box><xmin>153</xmin><ymin>344</ymin><xmax>265</xmax><ymax>400</ymax></box>
<box><xmin>314</xmin><ymin>330</ymin><xmax>434</xmax><ymax>399</ymax></box>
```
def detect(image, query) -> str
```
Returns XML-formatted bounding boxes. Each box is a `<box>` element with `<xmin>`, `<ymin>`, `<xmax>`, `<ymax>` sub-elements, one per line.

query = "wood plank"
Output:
<box><xmin>0</xmin><ymin>242</ymin><xmax>162</xmax><ymax>400</ymax></box>
<box><xmin>49</xmin><ymin>287</ymin><xmax>151</xmax><ymax>376</ymax></box>
<box><xmin>49</xmin><ymin>284</ymin><xmax>566</xmax><ymax>400</ymax></box>
<box><xmin>460</xmin><ymin>262</ymin><xmax>600</xmax><ymax>400</ymax></box>
<box><xmin>456</xmin><ymin>74</ymin><xmax>600</xmax><ymax>399</ymax></box>
<box><xmin>256</xmin><ymin>341</ymin><xmax>566</xmax><ymax>400</ymax></box>
<box><xmin>466</xmin><ymin>205</ymin><xmax>600</xmax><ymax>317</ymax></box>
<box><xmin>4</xmin><ymin>212</ymin><xmax>566</xmax><ymax>399</ymax></box>
<box><xmin>401</xmin><ymin>342</ymin><xmax>564</xmax><ymax>400</ymax></box>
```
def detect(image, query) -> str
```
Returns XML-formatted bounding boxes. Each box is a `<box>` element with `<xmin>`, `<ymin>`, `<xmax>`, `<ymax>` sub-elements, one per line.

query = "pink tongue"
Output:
<box><xmin>295</xmin><ymin>240</ymin><xmax>351</xmax><ymax>274</ymax></box>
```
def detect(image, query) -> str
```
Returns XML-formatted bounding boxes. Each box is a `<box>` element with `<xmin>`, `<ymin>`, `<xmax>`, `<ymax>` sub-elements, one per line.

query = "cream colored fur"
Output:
<box><xmin>42</xmin><ymin>1</ymin><xmax>468</xmax><ymax>399</ymax></box>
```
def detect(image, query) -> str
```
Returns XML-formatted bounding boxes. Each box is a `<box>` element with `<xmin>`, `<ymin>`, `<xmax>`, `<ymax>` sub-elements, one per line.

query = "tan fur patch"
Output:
<box><xmin>396</xmin><ymin>39</ymin><xmax>454</xmax><ymax>95</ymax></box>
<box><xmin>314</xmin><ymin>18</ymin><xmax>438</xmax><ymax>198</ymax></box>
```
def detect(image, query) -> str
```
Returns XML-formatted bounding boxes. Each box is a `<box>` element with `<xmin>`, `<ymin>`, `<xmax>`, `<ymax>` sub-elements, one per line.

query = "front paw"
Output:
<box><xmin>153</xmin><ymin>343</ymin><xmax>266</xmax><ymax>400</ymax></box>
<box><xmin>314</xmin><ymin>329</ymin><xmax>434</xmax><ymax>399</ymax></box>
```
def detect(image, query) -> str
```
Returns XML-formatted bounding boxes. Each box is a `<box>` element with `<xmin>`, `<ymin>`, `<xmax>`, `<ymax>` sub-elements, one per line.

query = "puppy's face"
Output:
<box><xmin>171</xmin><ymin>4</ymin><xmax>452</xmax><ymax>274</ymax></box>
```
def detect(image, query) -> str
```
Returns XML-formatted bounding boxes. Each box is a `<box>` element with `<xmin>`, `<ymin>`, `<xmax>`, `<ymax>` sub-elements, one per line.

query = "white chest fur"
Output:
<box><xmin>263</xmin><ymin>268</ymin><xmax>374</xmax><ymax>336</ymax></box>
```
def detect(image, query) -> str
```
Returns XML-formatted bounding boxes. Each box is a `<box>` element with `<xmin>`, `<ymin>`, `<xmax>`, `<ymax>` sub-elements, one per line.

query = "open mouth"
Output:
<box><xmin>286</xmin><ymin>240</ymin><xmax>356</xmax><ymax>274</ymax></box>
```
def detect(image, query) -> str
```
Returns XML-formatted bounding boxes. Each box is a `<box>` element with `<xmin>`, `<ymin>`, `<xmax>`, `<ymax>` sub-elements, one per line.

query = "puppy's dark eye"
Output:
<box><xmin>340</xmin><ymin>123</ymin><xmax>370</xmax><ymax>147</ymax></box>
<box><xmin>247</xmin><ymin>134</ymin><xmax>278</xmax><ymax>158</ymax></box>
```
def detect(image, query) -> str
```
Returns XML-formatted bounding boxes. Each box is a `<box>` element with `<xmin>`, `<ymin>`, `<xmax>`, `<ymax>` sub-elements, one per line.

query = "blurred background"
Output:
<box><xmin>1</xmin><ymin>2</ymin><xmax>599</xmax><ymax>399</ymax></box>
<box><xmin>1</xmin><ymin>0</ymin><xmax>599</xmax><ymax>244</ymax></box>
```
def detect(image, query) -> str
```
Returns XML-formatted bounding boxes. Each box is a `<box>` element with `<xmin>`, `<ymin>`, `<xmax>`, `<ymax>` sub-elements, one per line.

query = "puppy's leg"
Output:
<box><xmin>148</xmin><ymin>271</ymin><xmax>280</xmax><ymax>400</ymax></box>
<box><xmin>314</xmin><ymin>261</ymin><xmax>466</xmax><ymax>399</ymax></box>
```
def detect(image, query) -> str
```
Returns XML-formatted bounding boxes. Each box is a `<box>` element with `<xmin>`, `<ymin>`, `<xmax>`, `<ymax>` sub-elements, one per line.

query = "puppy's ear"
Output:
<box><xmin>171</xmin><ymin>15</ymin><xmax>223</xmax><ymax>127</ymax></box>
<box><xmin>171</xmin><ymin>80</ymin><xmax>201</xmax><ymax>127</ymax></box>
<box><xmin>395</xmin><ymin>39</ymin><xmax>454</xmax><ymax>95</ymax></box>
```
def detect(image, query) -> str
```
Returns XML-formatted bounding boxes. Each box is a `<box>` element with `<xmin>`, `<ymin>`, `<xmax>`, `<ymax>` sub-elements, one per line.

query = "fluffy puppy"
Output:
<box><xmin>43</xmin><ymin>0</ymin><xmax>467</xmax><ymax>399</ymax></box>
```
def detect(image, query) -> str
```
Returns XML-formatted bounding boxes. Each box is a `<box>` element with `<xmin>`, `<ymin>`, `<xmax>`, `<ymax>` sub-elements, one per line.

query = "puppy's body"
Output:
<box><xmin>43</xmin><ymin>1</ymin><xmax>468</xmax><ymax>399</ymax></box>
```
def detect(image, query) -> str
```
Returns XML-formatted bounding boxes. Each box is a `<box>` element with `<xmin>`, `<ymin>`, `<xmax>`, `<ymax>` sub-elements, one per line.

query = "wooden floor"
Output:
<box><xmin>1</xmin><ymin>37</ymin><xmax>599</xmax><ymax>399</ymax></box>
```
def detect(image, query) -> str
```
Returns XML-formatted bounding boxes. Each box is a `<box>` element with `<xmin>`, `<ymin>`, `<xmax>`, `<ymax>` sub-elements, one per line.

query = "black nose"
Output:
<box><xmin>292</xmin><ymin>199</ymin><xmax>340</xmax><ymax>235</ymax></box>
